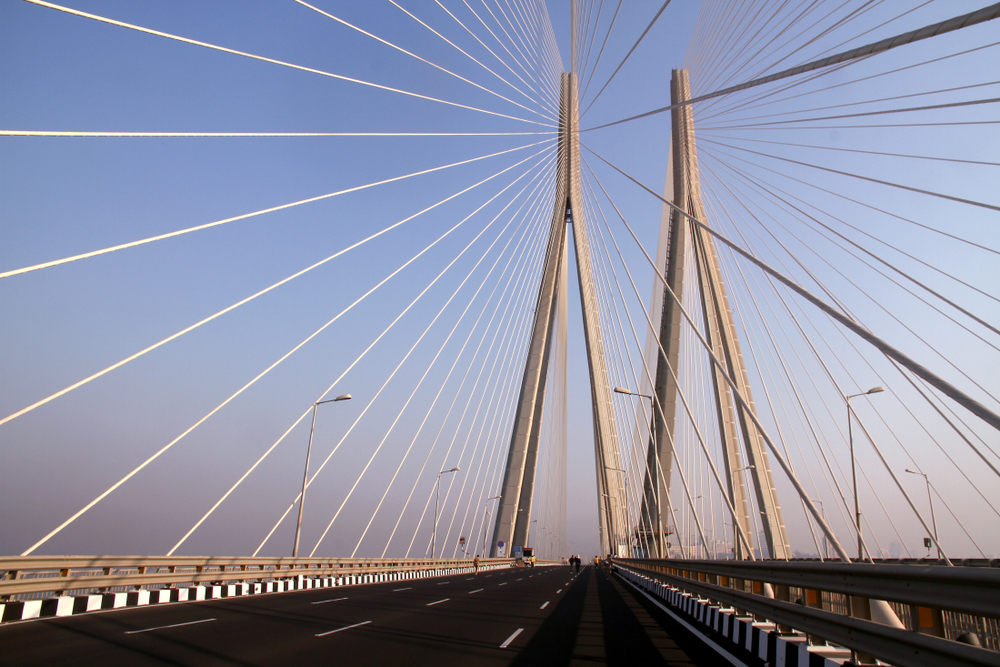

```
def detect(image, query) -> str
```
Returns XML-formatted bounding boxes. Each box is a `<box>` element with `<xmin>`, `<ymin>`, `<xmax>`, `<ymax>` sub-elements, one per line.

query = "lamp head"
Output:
<box><xmin>334</xmin><ymin>393</ymin><xmax>352</xmax><ymax>401</ymax></box>
<box><xmin>867</xmin><ymin>386</ymin><xmax>885</xmax><ymax>394</ymax></box>
<box><xmin>613</xmin><ymin>387</ymin><xmax>630</xmax><ymax>395</ymax></box>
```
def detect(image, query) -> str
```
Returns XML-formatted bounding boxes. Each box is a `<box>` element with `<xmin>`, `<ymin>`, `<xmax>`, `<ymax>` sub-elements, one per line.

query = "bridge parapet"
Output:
<box><xmin>0</xmin><ymin>555</ymin><xmax>512</xmax><ymax>603</ymax></box>
<box><xmin>616</xmin><ymin>557</ymin><xmax>999</xmax><ymax>667</ymax></box>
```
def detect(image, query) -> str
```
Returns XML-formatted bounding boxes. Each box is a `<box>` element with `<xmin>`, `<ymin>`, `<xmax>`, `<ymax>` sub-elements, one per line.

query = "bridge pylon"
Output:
<box><xmin>639</xmin><ymin>69</ymin><xmax>791</xmax><ymax>560</ymax></box>
<box><xmin>490</xmin><ymin>73</ymin><xmax>627</xmax><ymax>558</ymax></box>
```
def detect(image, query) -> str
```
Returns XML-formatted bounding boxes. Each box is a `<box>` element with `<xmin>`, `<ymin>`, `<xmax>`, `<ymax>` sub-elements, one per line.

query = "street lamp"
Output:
<box><xmin>846</xmin><ymin>386</ymin><xmax>884</xmax><ymax>560</ymax></box>
<box><xmin>480</xmin><ymin>495</ymin><xmax>501</xmax><ymax>557</ymax></box>
<box><xmin>294</xmin><ymin>393</ymin><xmax>352</xmax><ymax>557</ymax></box>
<box><xmin>905</xmin><ymin>469</ymin><xmax>941</xmax><ymax>559</ymax></box>
<box><xmin>433</xmin><ymin>466</ymin><xmax>460</xmax><ymax>559</ymax></box>
<box><xmin>613</xmin><ymin>387</ymin><xmax>661</xmax><ymax>557</ymax></box>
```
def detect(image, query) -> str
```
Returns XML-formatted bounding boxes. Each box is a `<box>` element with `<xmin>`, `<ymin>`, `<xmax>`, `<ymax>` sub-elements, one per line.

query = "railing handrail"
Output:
<box><xmin>615</xmin><ymin>561</ymin><xmax>997</xmax><ymax>667</ymax></box>
<box><xmin>618</xmin><ymin>557</ymin><xmax>1000</xmax><ymax>618</ymax></box>
<box><xmin>0</xmin><ymin>556</ymin><xmax>513</xmax><ymax>599</ymax></box>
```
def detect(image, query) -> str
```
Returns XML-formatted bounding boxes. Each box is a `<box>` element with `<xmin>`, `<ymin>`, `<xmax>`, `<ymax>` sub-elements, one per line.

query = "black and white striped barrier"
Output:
<box><xmin>0</xmin><ymin>563</ymin><xmax>509</xmax><ymax>624</ymax></box>
<box><xmin>616</xmin><ymin>566</ymin><xmax>850</xmax><ymax>667</ymax></box>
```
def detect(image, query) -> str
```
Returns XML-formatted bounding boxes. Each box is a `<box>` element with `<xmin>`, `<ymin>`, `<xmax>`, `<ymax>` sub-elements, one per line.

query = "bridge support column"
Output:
<box><xmin>640</xmin><ymin>69</ymin><xmax>790</xmax><ymax>560</ymax></box>
<box><xmin>491</xmin><ymin>73</ymin><xmax>626</xmax><ymax>558</ymax></box>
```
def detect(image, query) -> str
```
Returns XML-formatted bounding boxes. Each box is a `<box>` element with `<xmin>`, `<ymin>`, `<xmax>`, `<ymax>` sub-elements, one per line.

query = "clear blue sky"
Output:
<box><xmin>2</xmin><ymin>1</ymin><xmax>998</xmax><ymax>561</ymax></box>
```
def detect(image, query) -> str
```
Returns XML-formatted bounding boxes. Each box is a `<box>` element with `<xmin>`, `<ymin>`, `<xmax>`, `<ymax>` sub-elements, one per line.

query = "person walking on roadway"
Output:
<box><xmin>473</xmin><ymin>555</ymin><xmax>480</xmax><ymax>575</ymax></box>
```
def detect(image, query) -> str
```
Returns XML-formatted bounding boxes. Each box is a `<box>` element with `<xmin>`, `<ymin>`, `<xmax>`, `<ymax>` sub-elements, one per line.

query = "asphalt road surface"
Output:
<box><xmin>0</xmin><ymin>566</ymin><xmax>728</xmax><ymax>666</ymax></box>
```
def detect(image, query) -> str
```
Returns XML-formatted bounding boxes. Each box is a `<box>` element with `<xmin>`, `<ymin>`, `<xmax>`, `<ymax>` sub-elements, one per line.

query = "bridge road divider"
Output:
<box><xmin>0</xmin><ymin>556</ymin><xmax>514</xmax><ymax>625</ymax></box>
<box><xmin>613</xmin><ymin>559</ymin><xmax>1000</xmax><ymax>667</ymax></box>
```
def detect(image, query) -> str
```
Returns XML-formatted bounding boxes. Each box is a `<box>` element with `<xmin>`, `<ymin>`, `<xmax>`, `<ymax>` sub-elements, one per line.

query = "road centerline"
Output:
<box><xmin>500</xmin><ymin>628</ymin><xmax>524</xmax><ymax>648</ymax></box>
<box><xmin>125</xmin><ymin>618</ymin><xmax>216</xmax><ymax>634</ymax></box>
<box><xmin>315</xmin><ymin>620</ymin><xmax>372</xmax><ymax>637</ymax></box>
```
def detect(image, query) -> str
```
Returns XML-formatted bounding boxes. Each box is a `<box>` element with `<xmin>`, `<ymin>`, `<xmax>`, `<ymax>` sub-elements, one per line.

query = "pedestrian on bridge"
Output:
<box><xmin>473</xmin><ymin>555</ymin><xmax>480</xmax><ymax>575</ymax></box>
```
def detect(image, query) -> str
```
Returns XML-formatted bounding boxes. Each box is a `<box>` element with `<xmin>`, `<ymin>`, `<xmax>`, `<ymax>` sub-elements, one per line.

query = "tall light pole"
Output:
<box><xmin>480</xmin><ymin>495</ymin><xmax>501</xmax><ymax>557</ymax></box>
<box><xmin>846</xmin><ymin>386</ymin><xmax>884</xmax><ymax>561</ymax></box>
<box><xmin>731</xmin><ymin>465</ymin><xmax>754</xmax><ymax>559</ymax></box>
<box><xmin>294</xmin><ymin>393</ymin><xmax>352</xmax><ymax>557</ymax></box>
<box><xmin>433</xmin><ymin>466</ymin><xmax>460</xmax><ymax>559</ymax></box>
<box><xmin>905</xmin><ymin>468</ymin><xmax>941</xmax><ymax>559</ymax></box>
<box><xmin>810</xmin><ymin>498</ymin><xmax>828</xmax><ymax>559</ymax></box>
<box><xmin>613</xmin><ymin>387</ymin><xmax>658</xmax><ymax>557</ymax></box>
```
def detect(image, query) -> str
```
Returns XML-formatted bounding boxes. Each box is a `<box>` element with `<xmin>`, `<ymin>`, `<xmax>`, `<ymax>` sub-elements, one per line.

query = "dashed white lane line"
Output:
<box><xmin>426</xmin><ymin>598</ymin><xmax>450</xmax><ymax>606</ymax></box>
<box><xmin>517</xmin><ymin>578</ymin><xmax>523</xmax><ymax>581</ymax></box>
<box><xmin>500</xmin><ymin>628</ymin><xmax>524</xmax><ymax>648</ymax></box>
<box><xmin>499</xmin><ymin>582</ymin><xmax>508</xmax><ymax>586</ymax></box>
<box><xmin>315</xmin><ymin>620</ymin><xmax>372</xmax><ymax>637</ymax></box>
<box><xmin>392</xmin><ymin>588</ymin><xmax>412</xmax><ymax>592</ymax></box>
<box><xmin>469</xmin><ymin>588</ymin><xmax>484</xmax><ymax>594</ymax></box>
<box><xmin>311</xmin><ymin>597</ymin><xmax>349</xmax><ymax>605</ymax></box>
<box><xmin>125</xmin><ymin>618</ymin><xmax>216</xmax><ymax>634</ymax></box>
<box><xmin>437</xmin><ymin>581</ymin><xmax>451</xmax><ymax>585</ymax></box>
<box><xmin>556</xmin><ymin>589</ymin><xmax>562</xmax><ymax>594</ymax></box>
<box><xmin>540</xmin><ymin>601</ymin><xmax>550</xmax><ymax>610</ymax></box>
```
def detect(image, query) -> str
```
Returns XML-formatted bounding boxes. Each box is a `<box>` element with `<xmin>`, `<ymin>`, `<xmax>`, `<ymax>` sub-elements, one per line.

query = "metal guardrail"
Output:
<box><xmin>616</xmin><ymin>557</ymin><xmax>1000</xmax><ymax>667</ymax></box>
<box><xmin>0</xmin><ymin>556</ymin><xmax>512</xmax><ymax>600</ymax></box>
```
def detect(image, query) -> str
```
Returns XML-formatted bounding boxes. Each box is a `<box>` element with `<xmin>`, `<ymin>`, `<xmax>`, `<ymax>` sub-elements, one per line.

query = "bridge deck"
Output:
<box><xmin>0</xmin><ymin>565</ymin><xmax>732</xmax><ymax>666</ymax></box>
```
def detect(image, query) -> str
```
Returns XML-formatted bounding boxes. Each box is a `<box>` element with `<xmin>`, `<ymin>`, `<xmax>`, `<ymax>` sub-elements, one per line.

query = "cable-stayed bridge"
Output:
<box><xmin>2</xmin><ymin>2</ymin><xmax>999</xmax><ymax>665</ymax></box>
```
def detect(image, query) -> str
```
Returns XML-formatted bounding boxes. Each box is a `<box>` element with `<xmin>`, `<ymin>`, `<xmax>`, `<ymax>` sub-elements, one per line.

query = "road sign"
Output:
<box><xmin>459</xmin><ymin>536</ymin><xmax>466</xmax><ymax>545</ymax></box>
<box><xmin>497</xmin><ymin>540</ymin><xmax>504</xmax><ymax>547</ymax></box>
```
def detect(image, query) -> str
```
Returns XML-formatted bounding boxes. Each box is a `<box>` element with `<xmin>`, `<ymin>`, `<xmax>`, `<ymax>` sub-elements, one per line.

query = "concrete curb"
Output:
<box><xmin>616</xmin><ymin>565</ymin><xmax>850</xmax><ymax>667</ymax></box>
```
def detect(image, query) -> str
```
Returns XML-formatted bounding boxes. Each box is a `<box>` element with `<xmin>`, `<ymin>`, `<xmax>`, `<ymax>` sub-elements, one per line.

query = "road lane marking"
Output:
<box><xmin>540</xmin><ymin>601</ymin><xmax>550</xmax><ymax>609</ymax></box>
<box><xmin>125</xmin><ymin>618</ymin><xmax>216</xmax><ymax>634</ymax></box>
<box><xmin>437</xmin><ymin>581</ymin><xmax>451</xmax><ymax>585</ymax></box>
<box><xmin>556</xmin><ymin>589</ymin><xmax>562</xmax><ymax>594</ymax></box>
<box><xmin>311</xmin><ymin>597</ymin><xmax>349</xmax><ymax>605</ymax></box>
<box><xmin>466</xmin><ymin>577</ymin><xmax>474</xmax><ymax>580</ymax></box>
<box><xmin>499</xmin><ymin>582</ymin><xmax>508</xmax><ymax>586</ymax></box>
<box><xmin>469</xmin><ymin>588</ymin><xmax>484</xmax><ymax>594</ymax></box>
<box><xmin>500</xmin><ymin>628</ymin><xmax>524</xmax><ymax>648</ymax></box>
<box><xmin>315</xmin><ymin>620</ymin><xmax>372</xmax><ymax>637</ymax></box>
<box><xmin>516</xmin><ymin>578</ymin><xmax>523</xmax><ymax>581</ymax></box>
<box><xmin>426</xmin><ymin>598</ymin><xmax>450</xmax><ymax>606</ymax></box>
<box><xmin>392</xmin><ymin>587</ymin><xmax>412</xmax><ymax>592</ymax></box>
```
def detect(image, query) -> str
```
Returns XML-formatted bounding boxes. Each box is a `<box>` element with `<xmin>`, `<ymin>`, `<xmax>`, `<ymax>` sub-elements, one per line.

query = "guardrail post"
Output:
<box><xmin>849</xmin><ymin>595</ymin><xmax>878</xmax><ymax>665</ymax></box>
<box><xmin>910</xmin><ymin>605</ymin><xmax>945</xmax><ymax>638</ymax></box>
<box><xmin>774</xmin><ymin>583</ymin><xmax>793</xmax><ymax>634</ymax></box>
<box><xmin>803</xmin><ymin>588</ymin><xmax>828</xmax><ymax>645</ymax></box>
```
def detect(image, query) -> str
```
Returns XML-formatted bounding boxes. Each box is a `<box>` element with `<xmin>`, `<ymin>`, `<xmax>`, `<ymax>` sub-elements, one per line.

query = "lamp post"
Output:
<box><xmin>613</xmin><ymin>386</ymin><xmax>659</xmax><ymax>557</ymax></box>
<box><xmin>480</xmin><ymin>495</ymin><xmax>501</xmax><ymax>557</ymax></box>
<box><xmin>846</xmin><ymin>386</ymin><xmax>884</xmax><ymax>561</ymax></box>
<box><xmin>433</xmin><ymin>466</ymin><xmax>460</xmax><ymax>559</ymax></box>
<box><xmin>810</xmin><ymin>498</ymin><xmax>828</xmax><ymax>559</ymax></box>
<box><xmin>730</xmin><ymin>465</ymin><xmax>754</xmax><ymax>559</ymax></box>
<box><xmin>905</xmin><ymin>469</ymin><xmax>940</xmax><ymax>559</ymax></box>
<box><xmin>294</xmin><ymin>393</ymin><xmax>352</xmax><ymax>557</ymax></box>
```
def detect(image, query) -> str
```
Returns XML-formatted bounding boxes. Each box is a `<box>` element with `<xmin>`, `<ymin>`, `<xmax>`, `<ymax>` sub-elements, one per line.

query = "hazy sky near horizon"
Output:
<box><xmin>2</xmin><ymin>1</ymin><xmax>998</xmax><ymax>561</ymax></box>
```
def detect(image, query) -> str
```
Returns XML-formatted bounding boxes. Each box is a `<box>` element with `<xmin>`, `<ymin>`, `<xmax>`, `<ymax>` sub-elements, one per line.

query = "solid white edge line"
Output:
<box><xmin>540</xmin><ymin>601</ymin><xmax>550</xmax><ymax>609</ymax></box>
<box><xmin>311</xmin><ymin>597</ymin><xmax>349</xmax><ymax>604</ymax></box>
<box><xmin>500</xmin><ymin>627</ymin><xmax>524</xmax><ymax>648</ymax></box>
<box><xmin>426</xmin><ymin>598</ymin><xmax>450</xmax><ymax>606</ymax></box>
<box><xmin>125</xmin><ymin>618</ymin><xmax>216</xmax><ymax>634</ymax></box>
<box><xmin>315</xmin><ymin>620</ymin><xmax>372</xmax><ymax>637</ymax></box>
<box><xmin>617</xmin><ymin>575</ymin><xmax>748</xmax><ymax>667</ymax></box>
